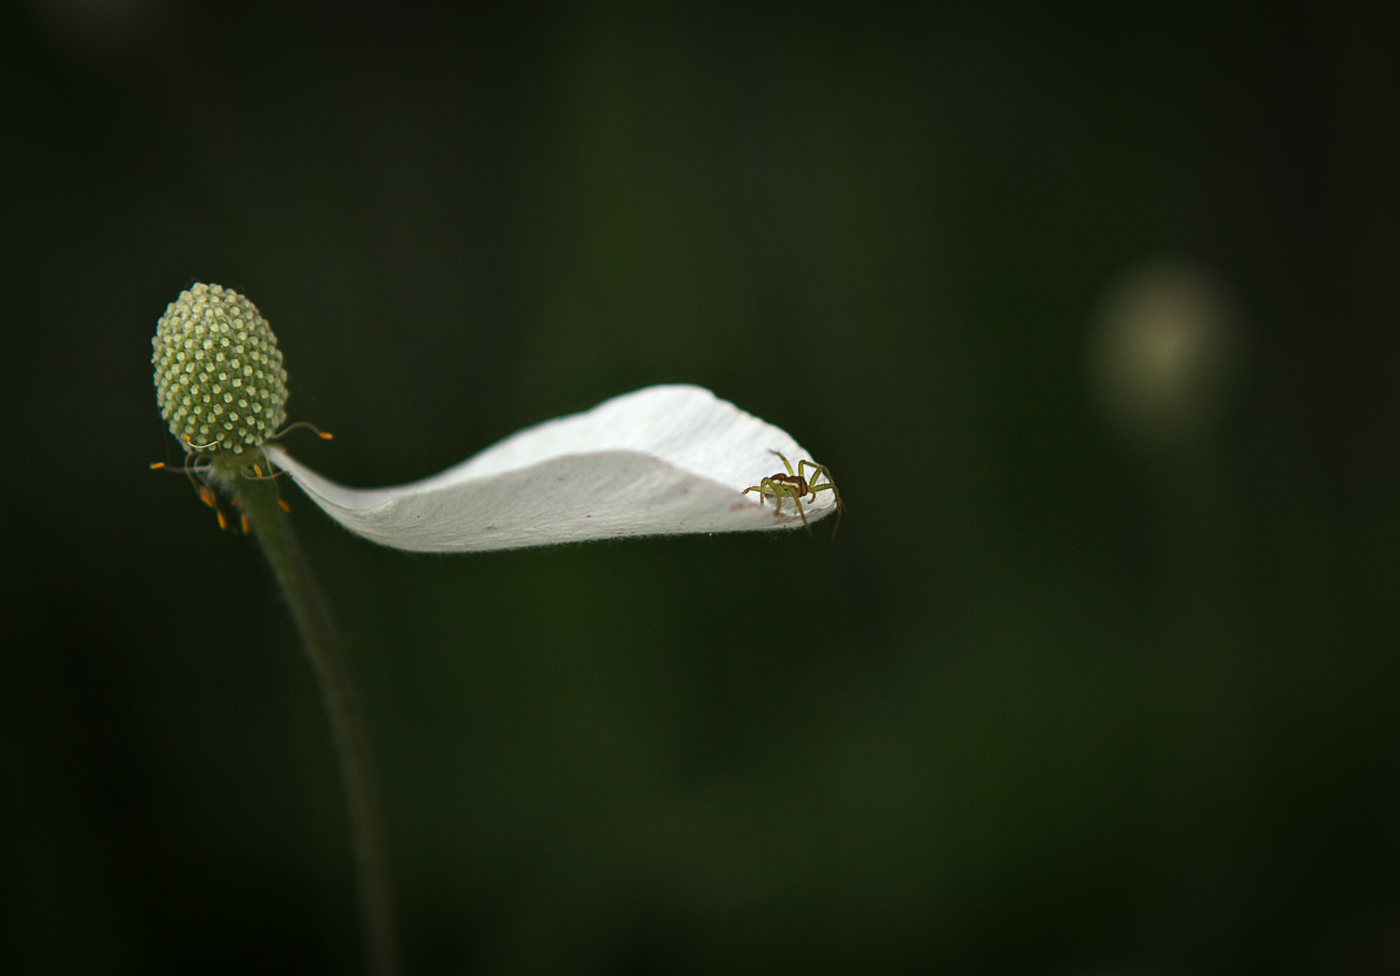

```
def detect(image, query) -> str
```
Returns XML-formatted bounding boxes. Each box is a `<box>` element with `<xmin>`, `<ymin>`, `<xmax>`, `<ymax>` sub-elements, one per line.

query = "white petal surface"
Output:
<box><xmin>264</xmin><ymin>385</ymin><xmax>837</xmax><ymax>552</ymax></box>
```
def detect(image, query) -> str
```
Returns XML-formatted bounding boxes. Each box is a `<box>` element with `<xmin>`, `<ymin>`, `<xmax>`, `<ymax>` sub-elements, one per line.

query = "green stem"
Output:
<box><xmin>224</xmin><ymin>460</ymin><xmax>401</xmax><ymax>976</ymax></box>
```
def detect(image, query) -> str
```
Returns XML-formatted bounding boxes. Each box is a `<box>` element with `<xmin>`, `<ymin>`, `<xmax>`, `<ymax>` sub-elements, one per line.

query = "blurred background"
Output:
<box><xmin>2</xmin><ymin>1</ymin><xmax>1397</xmax><ymax>973</ymax></box>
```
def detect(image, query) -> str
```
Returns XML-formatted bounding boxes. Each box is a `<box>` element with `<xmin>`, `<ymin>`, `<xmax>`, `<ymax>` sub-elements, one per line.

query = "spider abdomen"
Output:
<box><xmin>771</xmin><ymin>474</ymin><xmax>808</xmax><ymax>495</ymax></box>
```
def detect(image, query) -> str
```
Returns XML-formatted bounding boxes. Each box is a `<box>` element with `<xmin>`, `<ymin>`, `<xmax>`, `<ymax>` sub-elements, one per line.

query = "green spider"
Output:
<box><xmin>743</xmin><ymin>450</ymin><xmax>845</xmax><ymax>534</ymax></box>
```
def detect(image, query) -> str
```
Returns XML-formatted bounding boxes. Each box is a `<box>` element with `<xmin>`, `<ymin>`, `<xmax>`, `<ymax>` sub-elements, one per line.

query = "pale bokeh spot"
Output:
<box><xmin>1090</xmin><ymin>258</ymin><xmax>1240</xmax><ymax>448</ymax></box>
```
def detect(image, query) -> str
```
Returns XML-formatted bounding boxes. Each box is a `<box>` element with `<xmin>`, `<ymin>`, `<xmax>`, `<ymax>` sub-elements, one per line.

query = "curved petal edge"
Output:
<box><xmin>264</xmin><ymin>385</ymin><xmax>837</xmax><ymax>553</ymax></box>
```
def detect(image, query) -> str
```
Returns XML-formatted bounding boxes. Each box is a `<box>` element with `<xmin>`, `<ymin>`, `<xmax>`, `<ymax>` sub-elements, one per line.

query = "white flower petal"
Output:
<box><xmin>264</xmin><ymin>385</ymin><xmax>838</xmax><ymax>552</ymax></box>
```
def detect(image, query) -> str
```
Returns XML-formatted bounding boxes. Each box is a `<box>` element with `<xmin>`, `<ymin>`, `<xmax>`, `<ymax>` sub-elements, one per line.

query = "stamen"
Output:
<box><xmin>272</xmin><ymin>420</ymin><xmax>335</xmax><ymax>441</ymax></box>
<box><xmin>182</xmin><ymin>433</ymin><xmax>221</xmax><ymax>452</ymax></box>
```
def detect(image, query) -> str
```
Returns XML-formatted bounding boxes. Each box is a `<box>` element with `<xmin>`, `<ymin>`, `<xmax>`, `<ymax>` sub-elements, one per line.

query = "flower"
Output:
<box><xmin>265</xmin><ymin>384</ymin><xmax>838</xmax><ymax>552</ymax></box>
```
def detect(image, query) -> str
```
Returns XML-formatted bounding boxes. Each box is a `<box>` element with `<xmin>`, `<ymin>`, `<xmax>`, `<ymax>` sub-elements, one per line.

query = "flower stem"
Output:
<box><xmin>226</xmin><ymin>462</ymin><xmax>401</xmax><ymax>976</ymax></box>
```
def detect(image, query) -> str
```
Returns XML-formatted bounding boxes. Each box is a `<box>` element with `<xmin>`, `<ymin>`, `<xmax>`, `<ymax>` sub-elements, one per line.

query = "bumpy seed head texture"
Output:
<box><xmin>153</xmin><ymin>283</ymin><xmax>288</xmax><ymax>457</ymax></box>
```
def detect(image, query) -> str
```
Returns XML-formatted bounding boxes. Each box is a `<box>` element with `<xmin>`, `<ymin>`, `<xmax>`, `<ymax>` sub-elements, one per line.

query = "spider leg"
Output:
<box><xmin>825</xmin><ymin>489</ymin><xmax>843</xmax><ymax>537</ymax></box>
<box><xmin>794</xmin><ymin>462</ymin><xmax>844</xmax><ymax>536</ymax></box>
<box><xmin>743</xmin><ymin>478</ymin><xmax>785</xmax><ymax>513</ymax></box>
<box><xmin>765</xmin><ymin>477</ymin><xmax>793</xmax><ymax>516</ymax></box>
<box><xmin>769</xmin><ymin>450</ymin><xmax>796</xmax><ymax>477</ymax></box>
<box><xmin>789</xmin><ymin>492</ymin><xmax>810</xmax><ymax>529</ymax></box>
<box><xmin>805</xmin><ymin>482</ymin><xmax>844</xmax><ymax>508</ymax></box>
<box><xmin>798</xmin><ymin>463</ymin><xmax>844</xmax><ymax>507</ymax></box>
<box><xmin>797</xmin><ymin>461</ymin><xmax>839</xmax><ymax>497</ymax></box>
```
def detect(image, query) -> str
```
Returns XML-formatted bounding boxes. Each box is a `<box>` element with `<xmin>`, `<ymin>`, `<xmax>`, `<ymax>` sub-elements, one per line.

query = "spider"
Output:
<box><xmin>743</xmin><ymin>450</ymin><xmax>845</xmax><ymax>534</ymax></box>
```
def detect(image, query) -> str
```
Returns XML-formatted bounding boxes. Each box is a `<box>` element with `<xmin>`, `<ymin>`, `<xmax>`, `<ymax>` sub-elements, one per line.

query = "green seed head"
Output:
<box><xmin>153</xmin><ymin>283</ymin><xmax>288</xmax><ymax>457</ymax></box>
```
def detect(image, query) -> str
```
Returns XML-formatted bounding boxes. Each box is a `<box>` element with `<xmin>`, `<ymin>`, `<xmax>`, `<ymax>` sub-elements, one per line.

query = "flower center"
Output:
<box><xmin>152</xmin><ymin>283</ymin><xmax>289</xmax><ymax>457</ymax></box>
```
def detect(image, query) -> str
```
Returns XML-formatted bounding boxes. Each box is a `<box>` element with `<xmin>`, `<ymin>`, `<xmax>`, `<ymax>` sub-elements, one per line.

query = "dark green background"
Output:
<box><xmin>3</xmin><ymin>1</ymin><xmax>1397</xmax><ymax>973</ymax></box>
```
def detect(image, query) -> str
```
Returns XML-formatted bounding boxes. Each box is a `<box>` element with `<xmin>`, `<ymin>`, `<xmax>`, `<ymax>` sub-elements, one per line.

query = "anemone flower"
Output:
<box><xmin>151</xmin><ymin>283</ymin><xmax>841</xmax><ymax>976</ymax></box>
